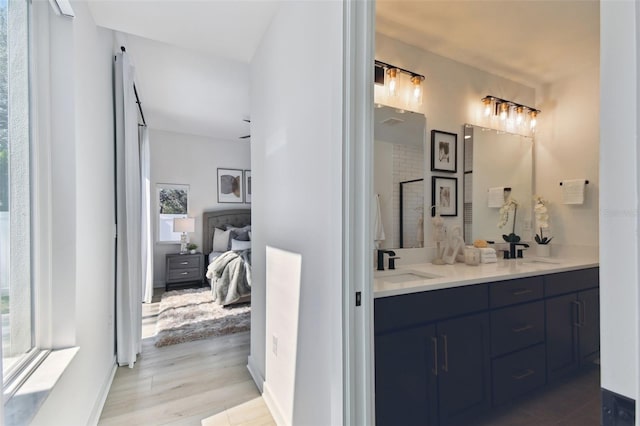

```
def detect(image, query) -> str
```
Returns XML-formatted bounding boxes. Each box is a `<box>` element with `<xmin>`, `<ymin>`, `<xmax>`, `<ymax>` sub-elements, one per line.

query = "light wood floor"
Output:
<box><xmin>99</xmin><ymin>290</ymin><xmax>274</xmax><ymax>426</ymax></box>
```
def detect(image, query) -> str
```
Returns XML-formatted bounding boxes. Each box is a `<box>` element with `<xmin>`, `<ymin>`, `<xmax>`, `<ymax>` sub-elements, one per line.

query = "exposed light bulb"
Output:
<box><xmin>529</xmin><ymin>110</ymin><xmax>538</xmax><ymax>130</ymax></box>
<box><xmin>499</xmin><ymin>103</ymin><xmax>509</xmax><ymax>121</ymax></box>
<box><xmin>515</xmin><ymin>106</ymin><xmax>525</xmax><ymax>126</ymax></box>
<box><xmin>410</xmin><ymin>75</ymin><xmax>424</xmax><ymax>106</ymax></box>
<box><xmin>387</xmin><ymin>68</ymin><xmax>399</xmax><ymax>97</ymax></box>
<box><xmin>482</xmin><ymin>97</ymin><xmax>493</xmax><ymax>117</ymax></box>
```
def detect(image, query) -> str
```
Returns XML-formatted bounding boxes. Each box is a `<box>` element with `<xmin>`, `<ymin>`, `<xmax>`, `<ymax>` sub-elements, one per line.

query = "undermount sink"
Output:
<box><xmin>521</xmin><ymin>258</ymin><xmax>561</xmax><ymax>265</ymax></box>
<box><xmin>375</xmin><ymin>269</ymin><xmax>440</xmax><ymax>282</ymax></box>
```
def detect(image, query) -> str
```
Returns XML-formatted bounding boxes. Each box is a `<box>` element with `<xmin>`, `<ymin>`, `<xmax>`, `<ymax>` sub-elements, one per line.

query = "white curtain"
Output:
<box><xmin>140</xmin><ymin>126</ymin><xmax>154</xmax><ymax>304</ymax></box>
<box><xmin>114</xmin><ymin>51</ymin><xmax>142</xmax><ymax>367</ymax></box>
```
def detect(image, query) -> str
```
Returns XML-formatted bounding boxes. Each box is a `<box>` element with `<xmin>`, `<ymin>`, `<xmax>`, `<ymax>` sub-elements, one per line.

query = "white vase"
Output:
<box><xmin>536</xmin><ymin>244</ymin><xmax>551</xmax><ymax>257</ymax></box>
<box><xmin>190</xmin><ymin>249</ymin><xmax>196</xmax><ymax>254</ymax></box>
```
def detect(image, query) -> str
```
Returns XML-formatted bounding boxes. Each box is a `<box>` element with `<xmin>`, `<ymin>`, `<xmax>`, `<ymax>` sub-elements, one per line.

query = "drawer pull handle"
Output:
<box><xmin>431</xmin><ymin>337</ymin><xmax>438</xmax><ymax>376</ymax></box>
<box><xmin>442</xmin><ymin>334</ymin><xmax>449</xmax><ymax>373</ymax></box>
<box><xmin>512</xmin><ymin>324</ymin><xmax>534</xmax><ymax>333</ymax></box>
<box><xmin>572</xmin><ymin>300</ymin><xmax>582</xmax><ymax>327</ymax></box>
<box><xmin>512</xmin><ymin>289</ymin><xmax>533</xmax><ymax>296</ymax></box>
<box><xmin>512</xmin><ymin>369</ymin><xmax>535</xmax><ymax>380</ymax></box>
<box><xmin>181</xmin><ymin>272</ymin><xmax>189</xmax><ymax>275</ymax></box>
<box><xmin>180</xmin><ymin>261</ymin><xmax>189</xmax><ymax>265</ymax></box>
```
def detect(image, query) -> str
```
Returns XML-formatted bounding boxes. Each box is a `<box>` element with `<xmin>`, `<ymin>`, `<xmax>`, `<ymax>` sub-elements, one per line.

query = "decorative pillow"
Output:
<box><xmin>230</xmin><ymin>229</ymin><xmax>251</xmax><ymax>242</ymax></box>
<box><xmin>212</xmin><ymin>228</ymin><xmax>231</xmax><ymax>252</ymax></box>
<box><xmin>225</xmin><ymin>224</ymin><xmax>251</xmax><ymax>232</ymax></box>
<box><xmin>231</xmin><ymin>238</ymin><xmax>252</xmax><ymax>251</ymax></box>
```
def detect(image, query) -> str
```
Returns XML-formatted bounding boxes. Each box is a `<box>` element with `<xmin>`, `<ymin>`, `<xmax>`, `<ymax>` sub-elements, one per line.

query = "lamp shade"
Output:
<box><xmin>173</xmin><ymin>217</ymin><xmax>195</xmax><ymax>233</ymax></box>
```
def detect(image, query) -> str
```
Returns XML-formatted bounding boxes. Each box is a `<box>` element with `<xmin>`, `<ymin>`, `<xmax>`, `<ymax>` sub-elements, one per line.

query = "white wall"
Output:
<box><xmin>535</xmin><ymin>65</ymin><xmax>600</xmax><ymax>250</ymax></box>
<box><xmin>375</xmin><ymin>34</ymin><xmax>535</xmax><ymax>259</ymax></box>
<box><xmin>599</xmin><ymin>0</ymin><xmax>638</xmax><ymax>403</ymax></box>
<box><xmin>31</xmin><ymin>1</ymin><xmax>117</xmax><ymax>424</ymax></box>
<box><xmin>250</xmin><ymin>2</ymin><xmax>344</xmax><ymax>425</ymax></box>
<box><xmin>149</xmin><ymin>128</ymin><xmax>250</xmax><ymax>287</ymax></box>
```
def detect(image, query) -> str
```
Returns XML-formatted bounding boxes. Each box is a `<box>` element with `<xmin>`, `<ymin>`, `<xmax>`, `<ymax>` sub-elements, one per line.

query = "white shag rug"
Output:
<box><xmin>155</xmin><ymin>287</ymin><xmax>251</xmax><ymax>348</ymax></box>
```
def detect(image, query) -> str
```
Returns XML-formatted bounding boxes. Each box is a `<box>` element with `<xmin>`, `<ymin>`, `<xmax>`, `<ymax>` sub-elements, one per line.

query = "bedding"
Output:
<box><xmin>206</xmin><ymin>250</ymin><xmax>251</xmax><ymax>305</ymax></box>
<box><xmin>202</xmin><ymin>209</ymin><xmax>252</xmax><ymax>306</ymax></box>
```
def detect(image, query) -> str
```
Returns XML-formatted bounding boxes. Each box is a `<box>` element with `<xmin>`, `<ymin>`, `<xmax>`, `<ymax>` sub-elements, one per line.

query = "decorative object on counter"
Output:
<box><xmin>187</xmin><ymin>243</ymin><xmax>198</xmax><ymax>254</ymax></box>
<box><xmin>534</xmin><ymin>195</ymin><xmax>553</xmax><ymax>257</ymax></box>
<box><xmin>480</xmin><ymin>95</ymin><xmax>541</xmax><ymax>137</ymax></box>
<box><xmin>464</xmin><ymin>246</ymin><xmax>481</xmax><ymax>266</ymax></box>
<box><xmin>431</xmin><ymin>130</ymin><xmax>458</xmax><ymax>173</ymax></box>
<box><xmin>498</xmin><ymin>196</ymin><xmax>520</xmax><ymax>243</ymax></box>
<box><xmin>560</xmin><ymin>179</ymin><xmax>588</xmax><ymax>205</ymax></box>
<box><xmin>431</xmin><ymin>176</ymin><xmax>458</xmax><ymax>216</ymax></box>
<box><xmin>430</xmin><ymin>205</ymin><xmax>446</xmax><ymax>265</ymax></box>
<box><xmin>473</xmin><ymin>239</ymin><xmax>488</xmax><ymax>248</ymax></box>
<box><xmin>442</xmin><ymin>226</ymin><xmax>465</xmax><ymax>264</ymax></box>
<box><xmin>173</xmin><ymin>217</ymin><xmax>196</xmax><ymax>254</ymax></box>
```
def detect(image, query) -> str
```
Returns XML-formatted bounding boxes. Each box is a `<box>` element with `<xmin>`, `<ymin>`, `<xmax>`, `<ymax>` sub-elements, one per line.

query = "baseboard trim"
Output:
<box><xmin>87</xmin><ymin>356</ymin><xmax>117</xmax><ymax>426</ymax></box>
<box><xmin>246</xmin><ymin>355</ymin><xmax>264</xmax><ymax>393</ymax></box>
<box><xmin>263</xmin><ymin>382</ymin><xmax>289</xmax><ymax>426</ymax></box>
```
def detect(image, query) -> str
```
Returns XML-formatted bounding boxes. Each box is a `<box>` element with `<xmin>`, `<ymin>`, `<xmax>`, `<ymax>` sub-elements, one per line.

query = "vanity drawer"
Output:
<box><xmin>491</xmin><ymin>301</ymin><xmax>544</xmax><ymax>356</ymax></box>
<box><xmin>375</xmin><ymin>284</ymin><xmax>488</xmax><ymax>333</ymax></box>
<box><xmin>490</xmin><ymin>277</ymin><xmax>543</xmax><ymax>308</ymax></box>
<box><xmin>544</xmin><ymin>267</ymin><xmax>599</xmax><ymax>297</ymax></box>
<box><xmin>492</xmin><ymin>344</ymin><xmax>546</xmax><ymax>406</ymax></box>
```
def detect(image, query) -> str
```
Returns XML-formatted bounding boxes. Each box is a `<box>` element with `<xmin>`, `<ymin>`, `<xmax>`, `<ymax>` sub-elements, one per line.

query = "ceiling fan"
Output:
<box><xmin>240</xmin><ymin>118</ymin><xmax>250</xmax><ymax>140</ymax></box>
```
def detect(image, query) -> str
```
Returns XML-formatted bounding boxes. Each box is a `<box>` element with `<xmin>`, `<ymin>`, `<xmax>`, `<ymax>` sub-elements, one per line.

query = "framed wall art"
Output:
<box><xmin>431</xmin><ymin>129</ymin><xmax>458</xmax><ymax>173</ymax></box>
<box><xmin>431</xmin><ymin>176</ymin><xmax>458</xmax><ymax>217</ymax></box>
<box><xmin>217</xmin><ymin>168</ymin><xmax>244</xmax><ymax>203</ymax></box>
<box><xmin>244</xmin><ymin>170</ymin><xmax>252</xmax><ymax>204</ymax></box>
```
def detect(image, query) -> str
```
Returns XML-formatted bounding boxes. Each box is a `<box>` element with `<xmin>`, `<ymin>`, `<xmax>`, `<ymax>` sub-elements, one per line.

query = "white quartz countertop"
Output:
<box><xmin>374</xmin><ymin>255</ymin><xmax>599</xmax><ymax>298</ymax></box>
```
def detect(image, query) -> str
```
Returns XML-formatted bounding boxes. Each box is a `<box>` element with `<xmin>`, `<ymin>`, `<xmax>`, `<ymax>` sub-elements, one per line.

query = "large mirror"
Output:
<box><xmin>463</xmin><ymin>124</ymin><xmax>533</xmax><ymax>243</ymax></box>
<box><xmin>373</xmin><ymin>106</ymin><xmax>426</xmax><ymax>249</ymax></box>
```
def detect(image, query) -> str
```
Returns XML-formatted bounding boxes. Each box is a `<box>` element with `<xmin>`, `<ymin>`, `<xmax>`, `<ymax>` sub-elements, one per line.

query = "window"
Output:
<box><xmin>156</xmin><ymin>183</ymin><xmax>189</xmax><ymax>242</ymax></box>
<box><xmin>0</xmin><ymin>0</ymin><xmax>36</xmax><ymax>382</ymax></box>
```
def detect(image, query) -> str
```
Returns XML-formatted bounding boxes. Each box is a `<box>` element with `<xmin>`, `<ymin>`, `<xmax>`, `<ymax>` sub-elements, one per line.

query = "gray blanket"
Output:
<box><xmin>206</xmin><ymin>250</ymin><xmax>251</xmax><ymax>305</ymax></box>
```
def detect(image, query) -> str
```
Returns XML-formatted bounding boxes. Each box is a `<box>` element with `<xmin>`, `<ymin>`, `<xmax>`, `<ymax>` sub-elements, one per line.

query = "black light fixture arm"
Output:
<box><xmin>375</xmin><ymin>59</ymin><xmax>425</xmax><ymax>80</ymax></box>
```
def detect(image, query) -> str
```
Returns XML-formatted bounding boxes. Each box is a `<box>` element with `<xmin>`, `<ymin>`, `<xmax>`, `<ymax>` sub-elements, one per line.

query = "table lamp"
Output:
<box><xmin>173</xmin><ymin>217</ymin><xmax>195</xmax><ymax>254</ymax></box>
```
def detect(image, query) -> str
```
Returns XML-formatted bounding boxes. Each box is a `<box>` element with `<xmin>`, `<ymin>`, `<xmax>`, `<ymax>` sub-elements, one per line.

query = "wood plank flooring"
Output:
<box><xmin>99</xmin><ymin>291</ymin><xmax>274</xmax><ymax>426</ymax></box>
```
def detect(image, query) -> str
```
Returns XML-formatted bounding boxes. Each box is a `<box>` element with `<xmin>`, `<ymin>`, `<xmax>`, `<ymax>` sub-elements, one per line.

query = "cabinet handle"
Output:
<box><xmin>572</xmin><ymin>300</ymin><xmax>582</xmax><ymax>327</ymax></box>
<box><xmin>180</xmin><ymin>261</ymin><xmax>189</xmax><ymax>265</ymax></box>
<box><xmin>512</xmin><ymin>288</ymin><xmax>533</xmax><ymax>296</ymax></box>
<box><xmin>511</xmin><ymin>369</ymin><xmax>535</xmax><ymax>380</ymax></box>
<box><xmin>512</xmin><ymin>324</ymin><xmax>534</xmax><ymax>333</ymax></box>
<box><xmin>442</xmin><ymin>334</ymin><xmax>449</xmax><ymax>373</ymax></box>
<box><xmin>431</xmin><ymin>337</ymin><xmax>438</xmax><ymax>376</ymax></box>
<box><xmin>581</xmin><ymin>300</ymin><xmax>587</xmax><ymax>326</ymax></box>
<box><xmin>181</xmin><ymin>272</ymin><xmax>189</xmax><ymax>275</ymax></box>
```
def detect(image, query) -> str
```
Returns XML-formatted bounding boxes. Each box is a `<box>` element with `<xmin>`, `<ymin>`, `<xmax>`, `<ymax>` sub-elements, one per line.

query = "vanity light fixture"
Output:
<box><xmin>480</xmin><ymin>95</ymin><xmax>541</xmax><ymax>135</ymax></box>
<box><xmin>374</xmin><ymin>60</ymin><xmax>426</xmax><ymax>110</ymax></box>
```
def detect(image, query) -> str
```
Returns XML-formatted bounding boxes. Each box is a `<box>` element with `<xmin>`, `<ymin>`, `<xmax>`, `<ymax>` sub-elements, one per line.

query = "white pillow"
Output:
<box><xmin>231</xmin><ymin>238</ymin><xmax>251</xmax><ymax>251</ymax></box>
<box><xmin>212</xmin><ymin>228</ymin><xmax>231</xmax><ymax>252</ymax></box>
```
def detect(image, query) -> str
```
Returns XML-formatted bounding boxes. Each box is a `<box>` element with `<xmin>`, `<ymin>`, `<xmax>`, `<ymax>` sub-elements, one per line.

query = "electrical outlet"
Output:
<box><xmin>272</xmin><ymin>335</ymin><xmax>278</xmax><ymax>357</ymax></box>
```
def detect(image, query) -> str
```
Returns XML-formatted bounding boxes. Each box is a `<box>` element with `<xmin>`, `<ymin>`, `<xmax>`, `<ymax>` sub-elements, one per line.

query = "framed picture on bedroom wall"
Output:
<box><xmin>217</xmin><ymin>168</ymin><xmax>244</xmax><ymax>203</ymax></box>
<box><xmin>244</xmin><ymin>170</ymin><xmax>252</xmax><ymax>204</ymax></box>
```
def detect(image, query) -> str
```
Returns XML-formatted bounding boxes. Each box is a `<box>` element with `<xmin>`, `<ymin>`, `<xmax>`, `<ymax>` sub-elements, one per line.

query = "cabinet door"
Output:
<box><xmin>437</xmin><ymin>313</ymin><xmax>491</xmax><ymax>426</ymax></box>
<box><xmin>546</xmin><ymin>293</ymin><xmax>579</xmax><ymax>381</ymax></box>
<box><xmin>578</xmin><ymin>288</ymin><xmax>600</xmax><ymax>364</ymax></box>
<box><xmin>375</xmin><ymin>324</ymin><xmax>438</xmax><ymax>426</ymax></box>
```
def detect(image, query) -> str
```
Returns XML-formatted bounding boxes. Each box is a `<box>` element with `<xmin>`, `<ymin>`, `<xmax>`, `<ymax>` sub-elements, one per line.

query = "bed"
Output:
<box><xmin>203</xmin><ymin>209</ymin><xmax>252</xmax><ymax>306</ymax></box>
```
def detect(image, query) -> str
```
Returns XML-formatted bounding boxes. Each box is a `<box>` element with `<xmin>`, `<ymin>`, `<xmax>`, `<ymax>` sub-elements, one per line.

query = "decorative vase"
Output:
<box><xmin>189</xmin><ymin>249</ymin><xmax>196</xmax><ymax>254</ymax></box>
<box><xmin>536</xmin><ymin>244</ymin><xmax>551</xmax><ymax>257</ymax></box>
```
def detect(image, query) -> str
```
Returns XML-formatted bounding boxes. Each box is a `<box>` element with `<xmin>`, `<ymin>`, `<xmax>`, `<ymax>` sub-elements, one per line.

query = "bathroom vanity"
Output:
<box><xmin>374</xmin><ymin>258</ymin><xmax>599</xmax><ymax>426</ymax></box>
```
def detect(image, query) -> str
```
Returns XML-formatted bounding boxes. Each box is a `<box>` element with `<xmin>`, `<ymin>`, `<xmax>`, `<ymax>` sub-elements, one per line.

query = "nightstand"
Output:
<box><xmin>165</xmin><ymin>252</ymin><xmax>204</xmax><ymax>291</ymax></box>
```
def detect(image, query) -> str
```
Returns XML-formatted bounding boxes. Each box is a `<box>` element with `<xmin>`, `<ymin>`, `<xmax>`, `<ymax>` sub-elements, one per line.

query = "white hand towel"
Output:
<box><xmin>562</xmin><ymin>179</ymin><xmax>586</xmax><ymax>205</ymax></box>
<box><xmin>488</xmin><ymin>187</ymin><xmax>506</xmax><ymax>208</ymax></box>
<box><xmin>481</xmin><ymin>256</ymin><xmax>497</xmax><ymax>264</ymax></box>
<box><xmin>373</xmin><ymin>194</ymin><xmax>386</xmax><ymax>248</ymax></box>
<box><xmin>478</xmin><ymin>248</ymin><xmax>496</xmax><ymax>255</ymax></box>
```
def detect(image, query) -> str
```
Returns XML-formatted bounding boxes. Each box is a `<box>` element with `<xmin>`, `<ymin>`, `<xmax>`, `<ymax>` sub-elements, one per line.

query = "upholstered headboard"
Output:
<box><xmin>202</xmin><ymin>209</ymin><xmax>251</xmax><ymax>254</ymax></box>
